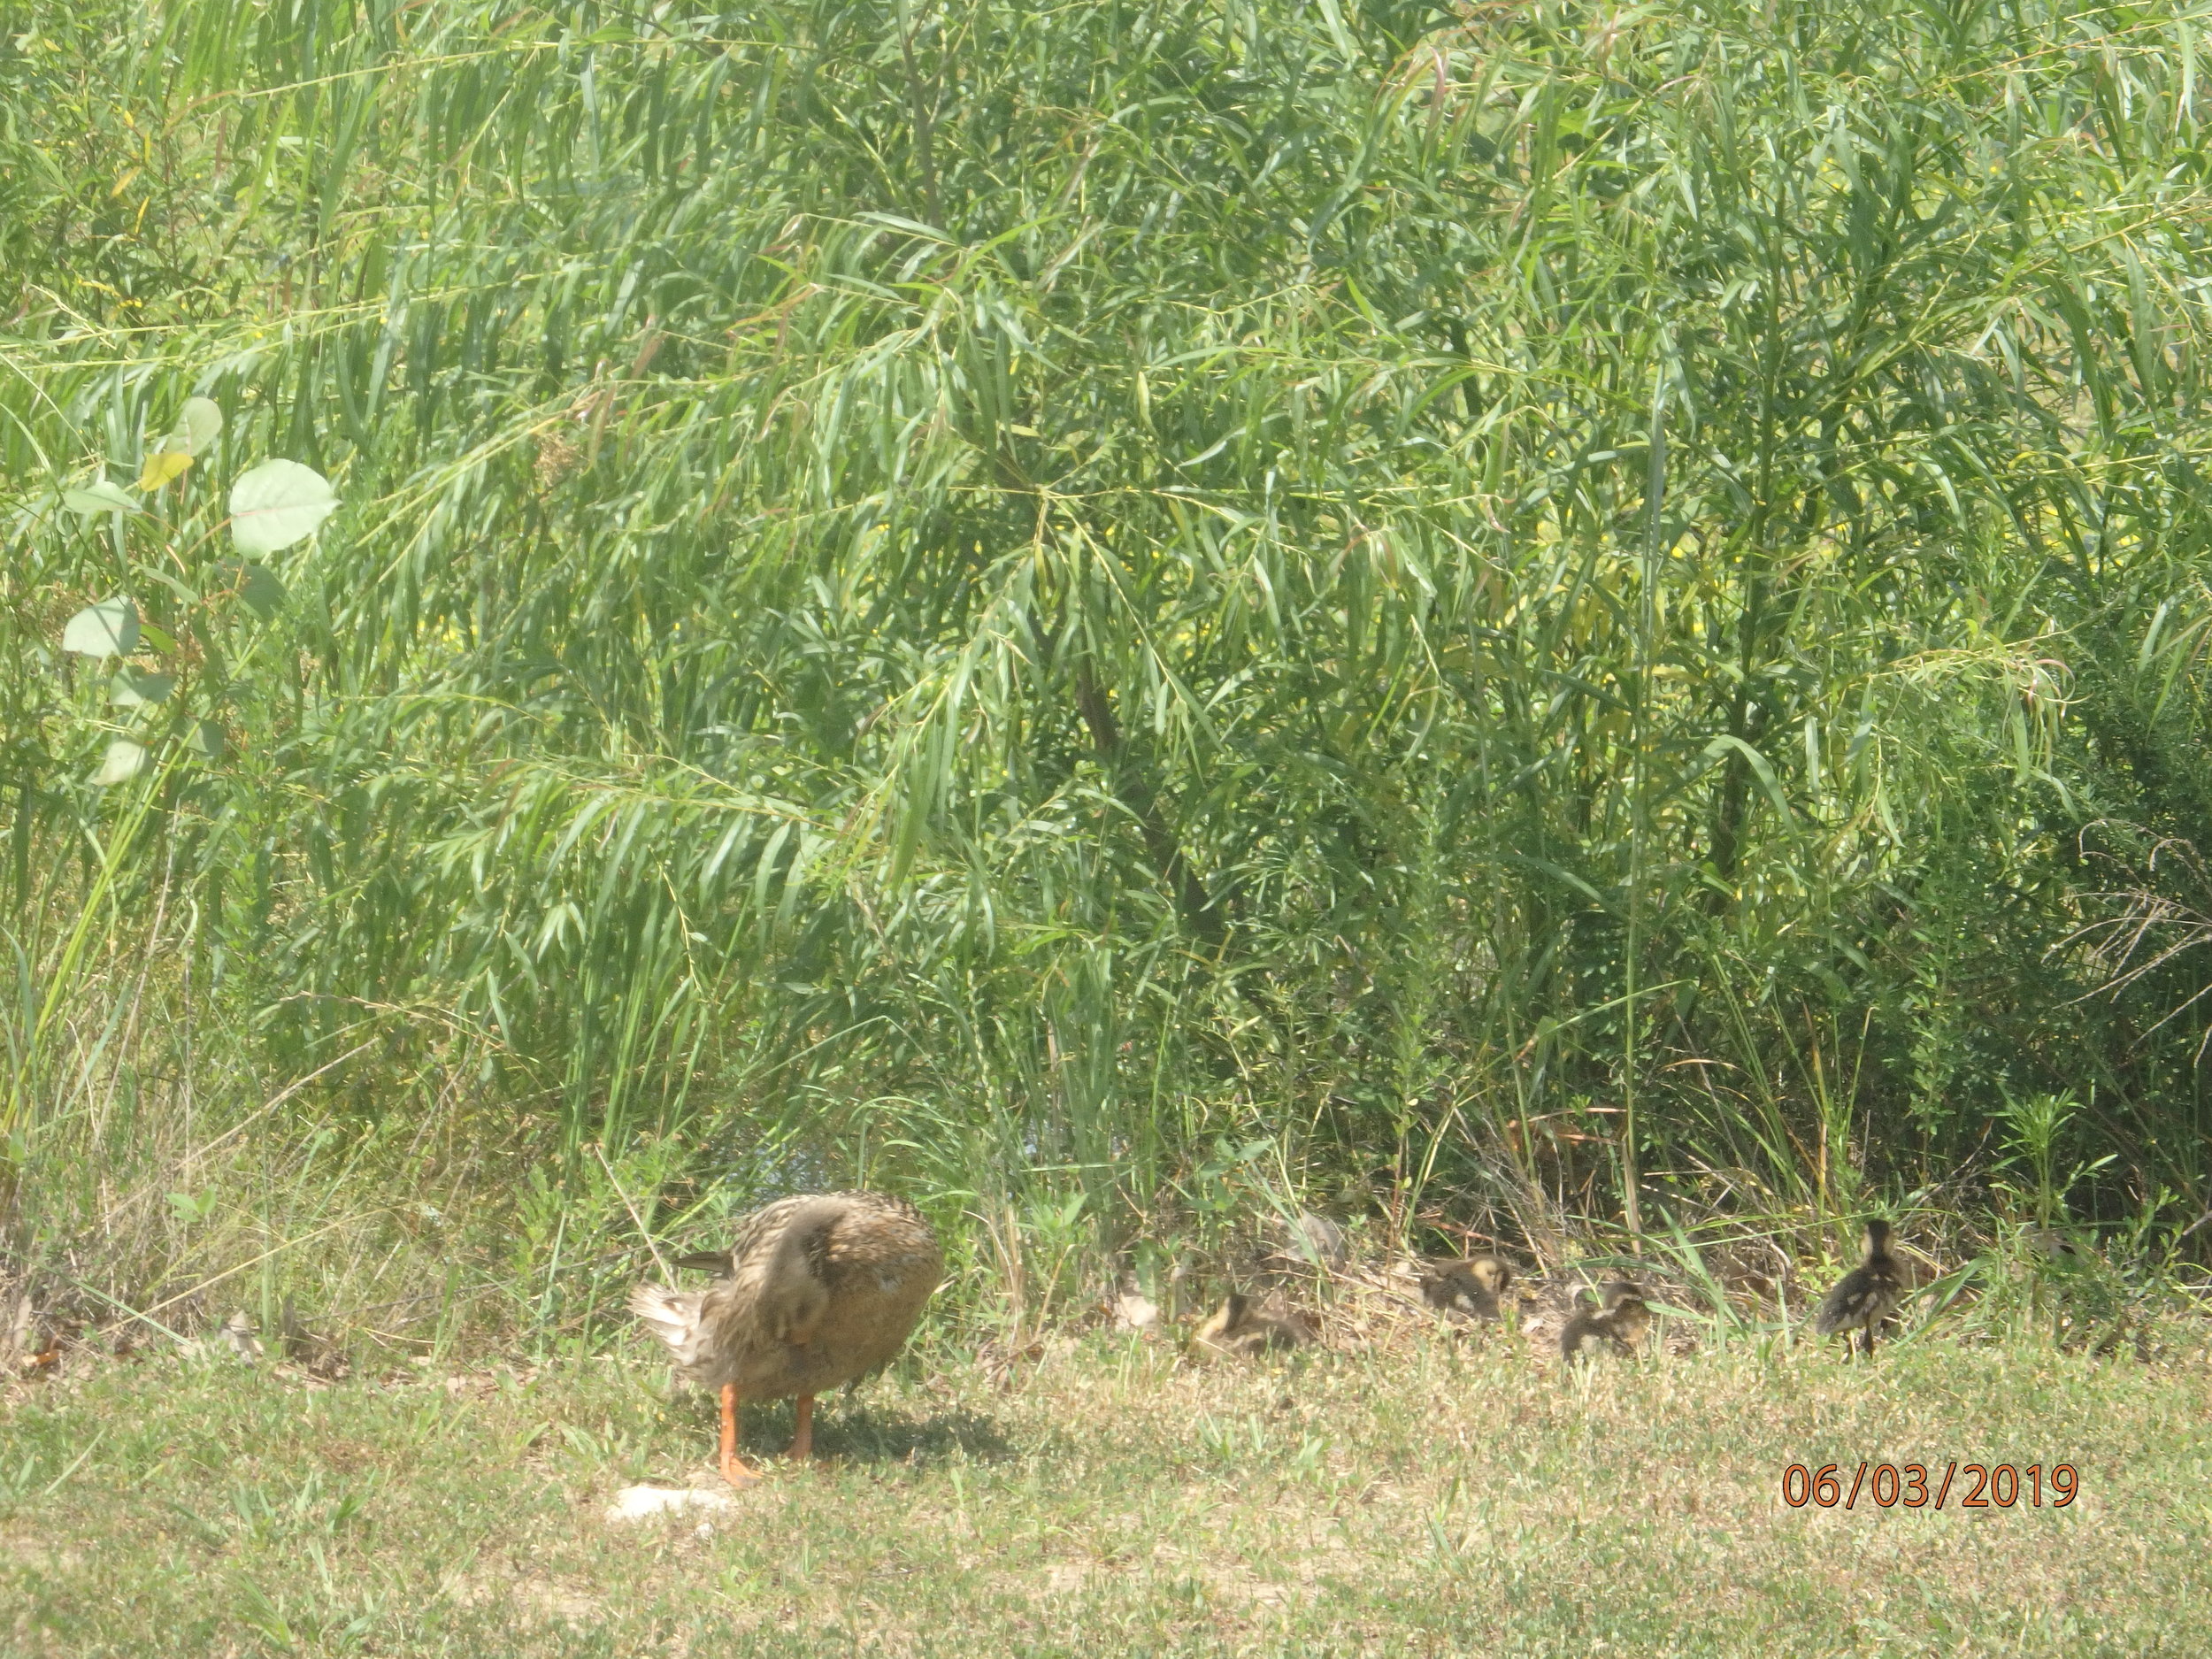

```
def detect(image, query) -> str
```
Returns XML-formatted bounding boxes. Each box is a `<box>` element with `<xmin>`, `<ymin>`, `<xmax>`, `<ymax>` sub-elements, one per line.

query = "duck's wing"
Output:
<box><xmin>1861</xmin><ymin>1263</ymin><xmax>1906</xmax><ymax>1318</ymax></box>
<box><xmin>754</xmin><ymin>1211</ymin><xmax>838</xmax><ymax>1346</ymax></box>
<box><xmin>718</xmin><ymin>1191</ymin><xmax>926</xmax><ymax>1269</ymax></box>
<box><xmin>721</xmin><ymin>1195</ymin><xmax>821</xmax><ymax>1264</ymax></box>
<box><xmin>672</xmin><ymin>1193</ymin><xmax>848</xmax><ymax>1348</ymax></box>
<box><xmin>1813</xmin><ymin>1267</ymin><xmax>1893</xmax><ymax>1333</ymax></box>
<box><xmin>1811</xmin><ymin>1274</ymin><xmax>1853</xmax><ymax>1333</ymax></box>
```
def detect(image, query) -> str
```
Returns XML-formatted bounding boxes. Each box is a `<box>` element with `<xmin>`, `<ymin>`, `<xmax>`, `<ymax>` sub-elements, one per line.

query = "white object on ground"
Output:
<box><xmin>1114</xmin><ymin>1292</ymin><xmax>1162</xmax><ymax>1333</ymax></box>
<box><xmin>604</xmin><ymin>1485</ymin><xmax>741</xmax><ymax>1523</ymax></box>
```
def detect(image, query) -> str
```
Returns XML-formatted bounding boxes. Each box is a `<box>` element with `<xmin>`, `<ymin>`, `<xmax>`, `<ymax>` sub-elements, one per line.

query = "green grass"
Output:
<box><xmin>8</xmin><ymin>1329</ymin><xmax>2210</xmax><ymax>1656</ymax></box>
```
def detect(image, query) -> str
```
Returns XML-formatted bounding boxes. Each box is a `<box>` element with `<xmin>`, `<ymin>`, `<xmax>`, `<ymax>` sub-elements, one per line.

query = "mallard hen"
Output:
<box><xmin>1559</xmin><ymin>1280</ymin><xmax>1651</xmax><ymax>1363</ymax></box>
<box><xmin>1419</xmin><ymin>1254</ymin><xmax>1514</xmax><ymax>1321</ymax></box>
<box><xmin>629</xmin><ymin>1192</ymin><xmax>942</xmax><ymax>1485</ymax></box>
<box><xmin>1813</xmin><ymin>1218</ymin><xmax>1904</xmax><ymax>1358</ymax></box>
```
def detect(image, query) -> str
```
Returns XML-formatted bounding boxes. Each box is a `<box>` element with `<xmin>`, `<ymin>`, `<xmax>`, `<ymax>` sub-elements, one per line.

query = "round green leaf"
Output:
<box><xmin>188</xmin><ymin>719</ymin><xmax>227</xmax><ymax>760</ymax></box>
<box><xmin>111</xmin><ymin>669</ymin><xmax>175</xmax><ymax>707</ymax></box>
<box><xmin>173</xmin><ymin>396</ymin><xmax>224</xmax><ymax>457</ymax></box>
<box><xmin>62</xmin><ymin>480</ymin><xmax>142</xmax><ymax>517</ymax></box>
<box><xmin>91</xmin><ymin>739</ymin><xmax>148</xmax><ymax>785</ymax></box>
<box><xmin>230</xmin><ymin>460</ymin><xmax>338</xmax><ymax>556</ymax></box>
<box><xmin>62</xmin><ymin>597</ymin><xmax>140</xmax><ymax>658</ymax></box>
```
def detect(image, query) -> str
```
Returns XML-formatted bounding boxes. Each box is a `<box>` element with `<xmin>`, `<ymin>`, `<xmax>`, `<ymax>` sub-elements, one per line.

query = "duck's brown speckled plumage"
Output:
<box><xmin>629</xmin><ymin>1193</ymin><xmax>942</xmax><ymax>1404</ymax></box>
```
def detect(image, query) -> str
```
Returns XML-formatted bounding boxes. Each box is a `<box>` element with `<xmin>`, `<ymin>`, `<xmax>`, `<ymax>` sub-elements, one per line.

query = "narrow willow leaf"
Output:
<box><xmin>143</xmin><ymin>569</ymin><xmax>200</xmax><ymax>607</ymax></box>
<box><xmin>138</xmin><ymin>449</ymin><xmax>195</xmax><ymax>490</ymax></box>
<box><xmin>110</xmin><ymin>669</ymin><xmax>175</xmax><ymax>707</ymax></box>
<box><xmin>91</xmin><ymin>739</ymin><xmax>149</xmax><ymax>785</ymax></box>
<box><xmin>230</xmin><ymin>460</ymin><xmax>338</xmax><ymax>554</ymax></box>
<box><xmin>61</xmin><ymin>597</ymin><xmax>139</xmax><ymax>658</ymax></box>
<box><xmin>62</xmin><ymin>480</ymin><xmax>141</xmax><ymax>517</ymax></box>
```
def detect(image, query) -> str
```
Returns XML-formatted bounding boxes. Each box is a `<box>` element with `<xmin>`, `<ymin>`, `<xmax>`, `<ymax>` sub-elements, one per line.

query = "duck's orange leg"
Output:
<box><xmin>791</xmin><ymin>1393</ymin><xmax>815</xmax><ymax>1460</ymax></box>
<box><xmin>719</xmin><ymin>1383</ymin><xmax>762</xmax><ymax>1486</ymax></box>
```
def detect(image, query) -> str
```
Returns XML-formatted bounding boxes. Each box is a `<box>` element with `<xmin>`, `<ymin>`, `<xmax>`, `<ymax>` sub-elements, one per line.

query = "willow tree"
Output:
<box><xmin>5</xmin><ymin>0</ymin><xmax>2210</xmax><ymax>1242</ymax></box>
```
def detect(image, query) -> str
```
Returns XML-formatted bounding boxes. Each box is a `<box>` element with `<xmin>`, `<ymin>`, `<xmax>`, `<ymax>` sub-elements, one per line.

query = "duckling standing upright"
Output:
<box><xmin>1558</xmin><ymin>1280</ymin><xmax>1651</xmax><ymax>1363</ymax></box>
<box><xmin>629</xmin><ymin>1192</ymin><xmax>942</xmax><ymax>1485</ymax></box>
<box><xmin>1813</xmin><ymin>1218</ymin><xmax>1905</xmax><ymax>1358</ymax></box>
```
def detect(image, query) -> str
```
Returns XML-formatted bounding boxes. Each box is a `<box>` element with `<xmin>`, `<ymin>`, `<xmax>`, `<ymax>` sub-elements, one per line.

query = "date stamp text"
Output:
<box><xmin>1780</xmin><ymin>1462</ymin><xmax>2078</xmax><ymax>1510</ymax></box>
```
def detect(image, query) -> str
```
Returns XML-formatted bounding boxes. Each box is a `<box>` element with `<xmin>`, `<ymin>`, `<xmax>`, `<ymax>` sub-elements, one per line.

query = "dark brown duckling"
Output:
<box><xmin>1192</xmin><ymin>1290</ymin><xmax>1316</xmax><ymax>1359</ymax></box>
<box><xmin>1559</xmin><ymin>1280</ymin><xmax>1651</xmax><ymax>1363</ymax></box>
<box><xmin>1419</xmin><ymin>1254</ymin><xmax>1515</xmax><ymax>1321</ymax></box>
<box><xmin>629</xmin><ymin>1192</ymin><xmax>942</xmax><ymax>1485</ymax></box>
<box><xmin>1813</xmin><ymin>1218</ymin><xmax>1905</xmax><ymax>1358</ymax></box>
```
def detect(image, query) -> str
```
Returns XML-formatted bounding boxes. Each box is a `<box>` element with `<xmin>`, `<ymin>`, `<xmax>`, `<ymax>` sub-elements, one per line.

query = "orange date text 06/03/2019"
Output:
<box><xmin>1779</xmin><ymin>1462</ymin><xmax>2079</xmax><ymax>1510</ymax></box>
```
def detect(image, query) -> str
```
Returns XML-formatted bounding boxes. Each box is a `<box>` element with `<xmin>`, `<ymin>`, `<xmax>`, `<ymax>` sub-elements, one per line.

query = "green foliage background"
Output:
<box><xmin>7</xmin><ymin>0</ymin><xmax>2212</xmax><ymax>1278</ymax></box>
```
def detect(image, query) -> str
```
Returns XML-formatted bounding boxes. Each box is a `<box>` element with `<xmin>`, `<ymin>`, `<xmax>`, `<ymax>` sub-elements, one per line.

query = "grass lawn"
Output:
<box><xmin>4</xmin><ymin>1327</ymin><xmax>2208</xmax><ymax>1656</ymax></box>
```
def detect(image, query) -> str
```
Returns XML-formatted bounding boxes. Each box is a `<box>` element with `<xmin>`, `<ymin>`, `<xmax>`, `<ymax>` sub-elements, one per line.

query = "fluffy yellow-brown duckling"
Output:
<box><xmin>1813</xmin><ymin>1218</ymin><xmax>1905</xmax><ymax>1358</ymax></box>
<box><xmin>1191</xmin><ymin>1291</ymin><xmax>1316</xmax><ymax>1359</ymax></box>
<box><xmin>1419</xmin><ymin>1254</ymin><xmax>1515</xmax><ymax>1321</ymax></box>
<box><xmin>629</xmin><ymin>1192</ymin><xmax>942</xmax><ymax>1485</ymax></box>
<box><xmin>1558</xmin><ymin>1280</ymin><xmax>1651</xmax><ymax>1362</ymax></box>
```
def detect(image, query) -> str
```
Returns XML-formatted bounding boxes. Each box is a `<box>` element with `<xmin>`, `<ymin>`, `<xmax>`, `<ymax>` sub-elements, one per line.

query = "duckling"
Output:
<box><xmin>629</xmin><ymin>1192</ymin><xmax>942</xmax><ymax>1486</ymax></box>
<box><xmin>1419</xmin><ymin>1254</ymin><xmax>1515</xmax><ymax>1321</ymax></box>
<box><xmin>274</xmin><ymin>1297</ymin><xmax>349</xmax><ymax>1380</ymax></box>
<box><xmin>1191</xmin><ymin>1290</ymin><xmax>1316</xmax><ymax>1359</ymax></box>
<box><xmin>1812</xmin><ymin>1218</ymin><xmax>1905</xmax><ymax>1358</ymax></box>
<box><xmin>2023</xmin><ymin>1225</ymin><xmax>2084</xmax><ymax>1262</ymax></box>
<box><xmin>1558</xmin><ymin>1280</ymin><xmax>1651</xmax><ymax>1362</ymax></box>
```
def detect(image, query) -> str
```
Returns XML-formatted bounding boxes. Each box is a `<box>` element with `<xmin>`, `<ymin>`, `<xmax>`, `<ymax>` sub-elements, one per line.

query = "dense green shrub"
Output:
<box><xmin>6</xmin><ymin>0</ymin><xmax>2212</xmax><ymax>1263</ymax></box>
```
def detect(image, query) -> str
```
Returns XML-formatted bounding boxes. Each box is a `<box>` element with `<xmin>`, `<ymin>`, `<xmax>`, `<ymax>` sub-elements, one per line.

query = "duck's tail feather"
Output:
<box><xmin>626</xmin><ymin>1281</ymin><xmax>703</xmax><ymax>1355</ymax></box>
